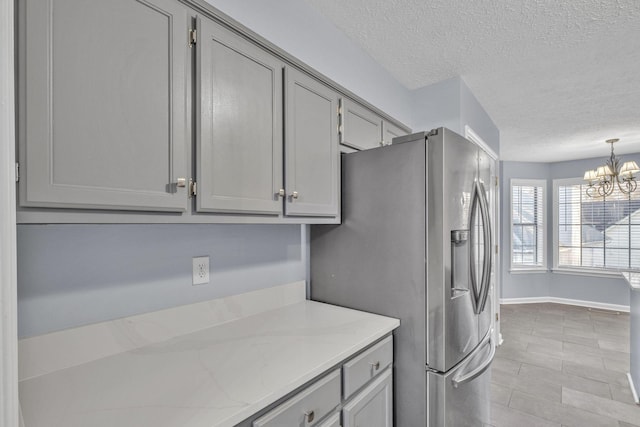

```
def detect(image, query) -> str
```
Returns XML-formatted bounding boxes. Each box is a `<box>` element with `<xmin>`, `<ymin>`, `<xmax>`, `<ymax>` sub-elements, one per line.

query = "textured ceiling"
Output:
<box><xmin>303</xmin><ymin>0</ymin><xmax>640</xmax><ymax>162</ymax></box>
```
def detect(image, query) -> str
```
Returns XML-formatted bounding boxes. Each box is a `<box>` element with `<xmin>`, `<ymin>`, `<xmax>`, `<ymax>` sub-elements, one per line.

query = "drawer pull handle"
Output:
<box><xmin>371</xmin><ymin>361</ymin><xmax>381</xmax><ymax>370</ymax></box>
<box><xmin>304</xmin><ymin>410</ymin><xmax>315</xmax><ymax>423</ymax></box>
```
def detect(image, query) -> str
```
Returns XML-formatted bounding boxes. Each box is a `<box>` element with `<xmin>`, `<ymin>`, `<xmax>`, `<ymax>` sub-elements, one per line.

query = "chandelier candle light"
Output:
<box><xmin>583</xmin><ymin>138</ymin><xmax>639</xmax><ymax>198</ymax></box>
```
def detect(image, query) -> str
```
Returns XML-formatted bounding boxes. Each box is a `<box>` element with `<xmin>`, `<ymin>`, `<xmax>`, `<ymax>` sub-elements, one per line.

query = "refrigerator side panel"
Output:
<box><xmin>311</xmin><ymin>140</ymin><xmax>427</xmax><ymax>427</ymax></box>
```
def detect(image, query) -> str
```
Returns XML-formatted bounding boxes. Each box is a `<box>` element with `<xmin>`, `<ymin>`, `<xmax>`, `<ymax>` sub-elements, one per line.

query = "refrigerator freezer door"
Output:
<box><xmin>427</xmin><ymin>331</ymin><xmax>494</xmax><ymax>427</ymax></box>
<box><xmin>427</xmin><ymin>128</ymin><xmax>480</xmax><ymax>372</ymax></box>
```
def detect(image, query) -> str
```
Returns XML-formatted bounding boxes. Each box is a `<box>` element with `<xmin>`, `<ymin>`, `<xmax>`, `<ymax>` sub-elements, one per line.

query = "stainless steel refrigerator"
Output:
<box><xmin>311</xmin><ymin>128</ymin><xmax>496</xmax><ymax>426</ymax></box>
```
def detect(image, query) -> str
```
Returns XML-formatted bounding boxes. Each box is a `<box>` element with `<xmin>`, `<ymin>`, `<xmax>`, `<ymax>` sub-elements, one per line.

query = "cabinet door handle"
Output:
<box><xmin>290</xmin><ymin>191</ymin><xmax>299</xmax><ymax>200</ymax></box>
<box><xmin>370</xmin><ymin>361</ymin><xmax>380</xmax><ymax>370</ymax></box>
<box><xmin>176</xmin><ymin>178</ymin><xmax>186</xmax><ymax>188</ymax></box>
<box><xmin>276</xmin><ymin>189</ymin><xmax>285</xmax><ymax>198</ymax></box>
<box><xmin>304</xmin><ymin>410</ymin><xmax>315</xmax><ymax>423</ymax></box>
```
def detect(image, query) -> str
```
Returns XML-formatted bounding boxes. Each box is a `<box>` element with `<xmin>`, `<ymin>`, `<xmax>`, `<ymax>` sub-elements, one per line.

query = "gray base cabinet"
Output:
<box><xmin>317</xmin><ymin>413</ymin><xmax>341</xmax><ymax>427</ymax></box>
<box><xmin>343</xmin><ymin>369</ymin><xmax>393</xmax><ymax>427</ymax></box>
<box><xmin>248</xmin><ymin>336</ymin><xmax>393</xmax><ymax>427</ymax></box>
<box><xmin>253</xmin><ymin>370</ymin><xmax>341</xmax><ymax>427</ymax></box>
<box><xmin>19</xmin><ymin>0</ymin><xmax>189</xmax><ymax>212</ymax></box>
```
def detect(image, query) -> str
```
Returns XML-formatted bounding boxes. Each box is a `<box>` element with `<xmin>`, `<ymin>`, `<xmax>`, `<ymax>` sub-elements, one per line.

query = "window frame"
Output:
<box><xmin>510</xmin><ymin>178</ymin><xmax>548</xmax><ymax>272</ymax></box>
<box><xmin>552</xmin><ymin>177</ymin><xmax>625</xmax><ymax>278</ymax></box>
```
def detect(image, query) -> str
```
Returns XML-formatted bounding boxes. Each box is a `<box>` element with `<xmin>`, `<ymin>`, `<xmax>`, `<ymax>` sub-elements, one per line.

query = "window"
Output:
<box><xmin>510</xmin><ymin>179</ymin><xmax>546</xmax><ymax>270</ymax></box>
<box><xmin>554</xmin><ymin>178</ymin><xmax>640</xmax><ymax>271</ymax></box>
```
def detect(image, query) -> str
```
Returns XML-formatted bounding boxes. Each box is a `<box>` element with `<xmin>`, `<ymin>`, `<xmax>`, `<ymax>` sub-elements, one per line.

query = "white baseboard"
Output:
<box><xmin>628</xmin><ymin>373</ymin><xmax>640</xmax><ymax>405</ymax></box>
<box><xmin>500</xmin><ymin>296</ymin><xmax>630</xmax><ymax>313</ymax></box>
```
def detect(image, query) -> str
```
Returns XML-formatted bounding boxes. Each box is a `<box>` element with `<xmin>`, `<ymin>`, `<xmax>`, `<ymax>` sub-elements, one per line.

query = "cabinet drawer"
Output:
<box><xmin>253</xmin><ymin>369</ymin><xmax>341</xmax><ymax>427</ymax></box>
<box><xmin>342</xmin><ymin>336</ymin><xmax>393</xmax><ymax>399</ymax></box>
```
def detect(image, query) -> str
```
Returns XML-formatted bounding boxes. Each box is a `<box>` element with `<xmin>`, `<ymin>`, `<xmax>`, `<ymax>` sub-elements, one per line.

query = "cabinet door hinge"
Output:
<box><xmin>495</xmin><ymin>244</ymin><xmax>499</xmax><ymax>254</ymax></box>
<box><xmin>189</xmin><ymin>179</ymin><xmax>197</xmax><ymax>197</ymax></box>
<box><xmin>495</xmin><ymin>313</ymin><xmax>499</xmax><ymax>322</ymax></box>
<box><xmin>337</xmin><ymin>99</ymin><xmax>344</xmax><ymax>140</ymax></box>
<box><xmin>189</xmin><ymin>29</ymin><xmax>197</xmax><ymax>47</ymax></box>
<box><xmin>494</xmin><ymin>176</ymin><xmax>499</xmax><ymax>187</ymax></box>
<box><xmin>15</xmin><ymin>162</ymin><xmax>19</xmax><ymax>182</ymax></box>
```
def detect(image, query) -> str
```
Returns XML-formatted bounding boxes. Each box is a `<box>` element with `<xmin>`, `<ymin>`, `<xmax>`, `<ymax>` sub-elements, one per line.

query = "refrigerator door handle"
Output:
<box><xmin>477</xmin><ymin>181</ymin><xmax>492</xmax><ymax>313</ymax></box>
<box><xmin>468</xmin><ymin>185</ymin><xmax>481</xmax><ymax>312</ymax></box>
<box><xmin>451</xmin><ymin>330</ymin><xmax>495</xmax><ymax>388</ymax></box>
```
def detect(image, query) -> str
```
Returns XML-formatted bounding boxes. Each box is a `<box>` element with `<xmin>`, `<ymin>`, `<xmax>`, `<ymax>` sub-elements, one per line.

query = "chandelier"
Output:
<box><xmin>583</xmin><ymin>139</ymin><xmax>639</xmax><ymax>198</ymax></box>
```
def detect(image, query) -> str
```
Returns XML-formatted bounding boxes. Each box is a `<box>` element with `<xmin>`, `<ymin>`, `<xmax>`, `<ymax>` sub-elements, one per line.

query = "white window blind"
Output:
<box><xmin>557</xmin><ymin>181</ymin><xmax>640</xmax><ymax>270</ymax></box>
<box><xmin>511</xmin><ymin>180</ymin><xmax>546</xmax><ymax>268</ymax></box>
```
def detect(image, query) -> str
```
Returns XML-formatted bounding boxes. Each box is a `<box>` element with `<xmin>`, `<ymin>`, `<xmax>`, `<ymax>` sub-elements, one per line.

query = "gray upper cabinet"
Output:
<box><xmin>340</xmin><ymin>99</ymin><xmax>409</xmax><ymax>151</ymax></box>
<box><xmin>340</xmin><ymin>99</ymin><xmax>383</xmax><ymax>151</ymax></box>
<box><xmin>382</xmin><ymin>120</ymin><xmax>408</xmax><ymax>145</ymax></box>
<box><xmin>284</xmin><ymin>67</ymin><xmax>339</xmax><ymax>217</ymax></box>
<box><xmin>17</xmin><ymin>0</ymin><xmax>406</xmax><ymax>223</ymax></box>
<box><xmin>196</xmin><ymin>16</ymin><xmax>284</xmax><ymax>215</ymax></box>
<box><xmin>19</xmin><ymin>0</ymin><xmax>189</xmax><ymax>212</ymax></box>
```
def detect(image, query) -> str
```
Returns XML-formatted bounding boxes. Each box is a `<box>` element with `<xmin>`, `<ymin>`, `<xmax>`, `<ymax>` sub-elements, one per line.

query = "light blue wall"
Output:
<box><xmin>411</xmin><ymin>77</ymin><xmax>500</xmax><ymax>154</ymax></box>
<box><xmin>17</xmin><ymin>224</ymin><xmax>304</xmax><ymax>337</ymax></box>
<box><xmin>501</xmin><ymin>153</ymin><xmax>640</xmax><ymax>306</ymax></box>
<box><xmin>411</xmin><ymin>77</ymin><xmax>461</xmax><ymax>134</ymax></box>
<box><xmin>459</xmin><ymin>80</ymin><xmax>500</xmax><ymax>155</ymax></box>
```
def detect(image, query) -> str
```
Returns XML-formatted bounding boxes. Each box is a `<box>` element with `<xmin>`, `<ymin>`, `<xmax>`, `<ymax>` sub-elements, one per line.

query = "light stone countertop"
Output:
<box><xmin>623</xmin><ymin>272</ymin><xmax>640</xmax><ymax>290</ymax></box>
<box><xmin>19</xmin><ymin>299</ymin><xmax>399</xmax><ymax>427</ymax></box>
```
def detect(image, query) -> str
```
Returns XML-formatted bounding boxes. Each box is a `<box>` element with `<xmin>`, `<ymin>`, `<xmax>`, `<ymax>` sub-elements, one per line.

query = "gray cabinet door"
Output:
<box><xmin>317</xmin><ymin>413</ymin><xmax>341</xmax><ymax>427</ymax></box>
<box><xmin>196</xmin><ymin>16</ymin><xmax>283</xmax><ymax>215</ymax></box>
<box><xmin>382</xmin><ymin>120</ymin><xmax>408</xmax><ymax>146</ymax></box>
<box><xmin>284</xmin><ymin>68</ymin><xmax>339</xmax><ymax>217</ymax></box>
<box><xmin>20</xmin><ymin>0</ymin><xmax>189</xmax><ymax>211</ymax></box>
<box><xmin>340</xmin><ymin>99</ymin><xmax>383</xmax><ymax>151</ymax></box>
<box><xmin>342</xmin><ymin>368</ymin><xmax>392</xmax><ymax>427</ymax></box>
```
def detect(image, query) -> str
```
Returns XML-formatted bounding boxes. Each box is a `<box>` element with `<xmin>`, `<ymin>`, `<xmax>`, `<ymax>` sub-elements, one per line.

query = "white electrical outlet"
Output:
<box><xmin>192</xmin><ymin>256</ymin><xmax>209</xmax><ymax>285</ymax></box>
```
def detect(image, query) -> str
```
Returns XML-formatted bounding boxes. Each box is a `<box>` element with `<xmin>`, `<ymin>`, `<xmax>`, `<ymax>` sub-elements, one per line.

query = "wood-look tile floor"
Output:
<box><xmin>488</xmin><ymin>303</ymin><xmax>640</xmax><ymax>427</ymax></box>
